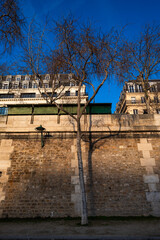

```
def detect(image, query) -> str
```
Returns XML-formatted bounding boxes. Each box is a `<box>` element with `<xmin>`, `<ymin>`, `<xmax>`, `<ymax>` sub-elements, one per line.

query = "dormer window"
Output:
<box><xmin>25</xmin><ymin>76</ymin><xmax>30</xmax><ymax>81</ymax></box>
<box><xmin>150</xmin><ymin>86</ymin><xmax>155</xmax><ymax>92</ymax></box>
<box><xmin>70</xmin><ymin>82</ymin><xmax>74</xmax><ymax>86</ymax></box>
<box><xmin>33</xmin><ymin>83</ymin><xmax>38</xmax><ymax>88</ymax></box>
<box><xmin>13</xmin><ymin>84</ymin><xmax>18</xmax><ymax>89</ymax></box>
<box><xmin>129</xmin><ymin>85</ymin><xmax>134</xmax><ymax>92</ymax></box>
<box><xmin>138</xmin><ymin>85</ymin><xmax>143</xmax><ymax>92</ymax></box>
<box><xmin>3</xmin><ymin>84</ymin><xmax>8</xmax><ymax>89</ymax></box>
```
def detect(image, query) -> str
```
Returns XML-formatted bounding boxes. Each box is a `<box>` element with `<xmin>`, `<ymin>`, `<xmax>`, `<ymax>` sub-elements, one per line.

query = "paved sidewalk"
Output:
<box><xmin>0</xmin><ymin>218</ymin><xmax>160</xmax><ymax>239</ymax></box>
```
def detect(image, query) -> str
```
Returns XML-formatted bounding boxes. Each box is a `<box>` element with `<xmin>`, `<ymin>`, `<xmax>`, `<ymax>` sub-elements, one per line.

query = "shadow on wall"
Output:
<box><xmin>81</xmin><ymin>114</ymin><xmax>123</xmax><ymax>216</ymax></box>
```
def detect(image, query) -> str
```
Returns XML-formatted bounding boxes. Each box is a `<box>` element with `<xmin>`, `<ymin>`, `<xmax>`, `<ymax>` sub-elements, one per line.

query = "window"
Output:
<box><xmin>154</xmin><ymin>96</ymin><xmax>159</xmax><ymax>103</ymax></box>
<box><xmin>44</xmin><ymin>83</ymin><xmax>48</xmax><ymax>88</ymax></box>
<box><xmin>13</xmin><ymin>84</ymin><xmax>18</xmax><ymax>89</ymax></box>
<box><xmin>20</xmin><ymin>93</ymin><xmax>35</xmax><ymax>98</ymax></box>
<box><xmin>16</xmin><ymin>77</ymin><xmax>20</xmax><ymax>81</ymax></box>
<box><xmin>42</xmin><ymin>92</ymin><xmax>51</xmax><ymax>97</ymax></box>
<box><xmin>65</xmin><ymin>91</ymin><xmax>70</xmax><ymax>96</ymax></box>
<box><xmin>6</xmin><ymin>77</ymin><xmax>11</xmax><ymax>81</ymax></box>
<box><xmin>138</xmin><ymin>85</ymin><xmax>143</xmax><ymax>92</ymax></box>
<box><xmin>42</xmin><ymin>92</ymin><xmax>57</xmax><ymax>98</ymax></box>
<box><xmin>0</xmin><ymin>107</ymin><xmax>8</xmax><ymax>115</ymax></box>
<box><xmin>33</xmin><ymin>83</ymin><xmax>38</xmax><ymax>88</ymax></box>
<box><xmin>23</xmin><ymin>84</ymin><xmax>28</xmax><ymax>89</ymax></box>
<box><xmin>143</xmin><ymin>109</ymin><xmax>148</xmax><ymax>114</ymax></box>
<box><xmin>131</xmin><ymin>97</ymin><xmax>136</xmax><ymax>103</ymax></box>
<box><xmin>133</xmin><ymin>109</ymin><xmax>138</xmax><ymax>114</ymax></box>
<box><xmin>0</xmin><ymin>94</ymin><xmax>14</xmax><ymax>98</ymax></box>
<box><xmin>157</xmin><ymin>109</ymin><xmax>160</xmax><ymax>114</ymax></box>
<box><xmin>76</xmin><ymin>91</ymin><xmax>78</xmax><ymax>96</ymax></box>
<box><xmin>150</xmin><ymin>86</ymin><xmax>155</xmax><ymax>92</ymax></box>
<box><xmin>141</xmin><ymin>97</ymin><xmax>145</xmax><ymax>103</ymax></box>
<box><xmin>70</xmin><ymin>82</ymin><xmax>74</xmax><ymax>86</ymax></box>
<box><xmin>129</xmin><ymin>85</ymin><xmax>134</xmax><ymax>92</ymax></box>
<box><xmin>3</xmin><ymin>84</ymin><xmax>9</xmax><ymax>89</ymax></box>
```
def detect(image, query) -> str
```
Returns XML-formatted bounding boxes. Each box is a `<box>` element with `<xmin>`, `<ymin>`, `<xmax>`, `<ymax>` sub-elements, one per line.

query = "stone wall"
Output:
<box><xmin>0</xmin><ymin>114</ymin><xmax>160</xmax><ymax>218</ymax></box>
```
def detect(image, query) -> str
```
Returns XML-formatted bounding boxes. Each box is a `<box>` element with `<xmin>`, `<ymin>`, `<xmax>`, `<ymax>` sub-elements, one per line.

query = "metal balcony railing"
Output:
<box><xmin>125</xmin><ymin>100</ymin><xmax>160</xmax><ymax>104</ymax></box>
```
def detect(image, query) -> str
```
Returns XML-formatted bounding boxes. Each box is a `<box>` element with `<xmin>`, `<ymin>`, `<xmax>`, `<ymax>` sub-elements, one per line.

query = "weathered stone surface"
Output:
<box><xmin>143</xmin><ymin>174</ymin><xmax>159</xmax><ymax>184</ymax></box>
<box><xmin>71</xmin><ymin>176</ymin><xmax>79</xmax><ymax>185</ymax></box>
<box><xmin>140</xmin><ymin>158</ymin><xmax>155</xmax><ymax>167</ymax></box>
<box><xmin>151</xmin><ymin>202</ymin><xmax>160</xmax><ymax>216</ymax></box>
<box><xmin>142</xmin><ymin>151</ymin><xmax>151</xmax><ymax>158</ymax></box>
<box><xmin>0</xmin><ymin>114</ymin><xmax>160</xmax><ymax>218</ymax></box>
<box><xmin>148</xmin><ymin>183</ymin><xmax>157</xmax><ymax>192</ymax></box>
<box><xmin>0</xmin><ymin>160</ymin><xmax>11</xmax><ymax>169</ymax></box>
<box><xmin>146</xmin><ymin>192</ymin><xmax>160</xmax><ymax>202</ymax></box>
<box><xmin>137</xmin><ymin>143</ymin><xmax>152</xmax><ymax>151</ymax></box>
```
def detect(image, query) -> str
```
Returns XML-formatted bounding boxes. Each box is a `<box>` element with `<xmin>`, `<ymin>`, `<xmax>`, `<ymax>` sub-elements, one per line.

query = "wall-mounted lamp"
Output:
<box><xmin>35</xmin><ymin>125</ymin><xmax>45</xmax><ymax>148</ymax></box>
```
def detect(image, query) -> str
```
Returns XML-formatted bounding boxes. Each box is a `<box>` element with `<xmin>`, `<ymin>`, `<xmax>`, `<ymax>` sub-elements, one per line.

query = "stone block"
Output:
<box><xmin>71</xmin><ymin>145</ymin><xmax>76</xmax><ymax>153</ymax></box>
<box><xmin>119</xmin><ymin>145</ymin><xmax>125</xmax><ymax>149</ymax></box>
<box><xmin>142</xmin><ymin>151</ymin><xmax>151</xmax><ymax>158</ymax></box>
<box><xmin>71</xmin><ymin>159</ymin><xmax>78</xmax><ymax>168</ymax></box>
<box><xmin>151</xmin><ymin>202</ymin><xmax>160</xmax><ymax>216</ymax></box>
<box><xmin>0</xmin><ymin>139</ymin><xmax>12</xmax><ymax>147</ymax></box>
<box><xmin>0</xmin><ymin>160</ymin><xmax>11</xmax><ymax>169</ymax></box>
<box><xmin>0</xmin><ymin>146</ymin><xmax>14</xmax><ymax>153</ymax></box>
<box><xmin>143</xmin><ymin>174</ymin><xmax>159</xmax><ymax>184</ymax></box>
<box><xmin>145</xmin><ymin>166</ymin><xmax>154</xmax><ymax>174</ymax></box>
<box><xmin>74</xmin><ymin>168</ymin><xmax>79</xmax><ymax>175</ymax></box>
<box><xmin>140</xmin><ymin>158</ymin><xmax>155</xmax><ymax>167</ymax></box>
<box><xmin>75</xmin><ymin>185</ymin><xmax>81</xmax><ymax>194</ymax></box>
<box><xmin>0</xmin><ymin>153</ymin><xmax>10</xmax><ymax>160</ymax></box>
<box><xmin>148</xmin><ymin>183</ymin><xmax>157</xmax><ymax>192</ymax></box>
<box><xmin>138</xmin><ymin>143</ymin><xmax>152</xmax><ymax>151</ymax></box>
<box><xmin>146</xmin><ymin>192</ymin><xmax>160</xmax><ymax>202</ymax></box>
<box><xmin>71</xmin><ymin>193</ymin><xmax>81</xmax><ymax>202</ymax></box>
<box><xmin>71</xmin><ymin>176</ymin><xmax>79</xmax><ymax>185</ymax></box>
<box><xmin>0</xmin><ymin>209</ymin><xmax>3</xmax><ymax>217</ymax></box>
<box><xmin>140</xmin><ymin>139</ymin><xmax>148</xmax><ymax>144</ymax></box>
<box><xmin>0</xmin><ymin>191</ymin><xmax>5</xmax><ymax>201</ymax></box>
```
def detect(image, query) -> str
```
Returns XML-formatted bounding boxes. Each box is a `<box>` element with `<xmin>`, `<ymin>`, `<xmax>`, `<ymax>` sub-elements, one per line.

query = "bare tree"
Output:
<box><xmin>19</xmin><ymin>19</ymin><xmax>71</xmax><ymax>106</ymax></box>
<box><xmin>21</xmin><ymin>16</ymin><xmax>125</xmax><ymax>225</ymax></box>
<box><xmin>121</xmin><ymin>23</ymin><xmax>160</xmax><ymax>113</ymax></box>
<box><xmin>0</xmin><ymin>0</ymin><xmax>24</xmax><ymax>54</ymax></box>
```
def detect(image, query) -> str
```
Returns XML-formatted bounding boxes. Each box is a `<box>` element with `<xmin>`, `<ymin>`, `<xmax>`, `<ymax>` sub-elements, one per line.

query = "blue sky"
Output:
<box><xmin>8</xmin><ymin>0</ymin><xmax>160</xmax><ymax>112</ymax></box>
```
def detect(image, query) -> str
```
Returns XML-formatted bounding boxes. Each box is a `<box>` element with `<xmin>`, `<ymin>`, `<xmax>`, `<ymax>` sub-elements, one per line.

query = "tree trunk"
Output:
<box><xmin>77</xmin><ymin>120</ymin><xmax>88</xmax><ymax>225</ymax></box>
<box><xmin>146</xmin><ymin>97</ymin><xmax>150</xmax><ymax>114</ymax></box>
<box><xmin>145</xmin><ymin>92</ymin><xmax>150</xmax><ymax>114</ymax></box>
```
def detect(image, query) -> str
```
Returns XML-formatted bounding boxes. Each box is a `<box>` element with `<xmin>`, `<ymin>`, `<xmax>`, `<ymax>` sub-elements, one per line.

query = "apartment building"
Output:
<box><xmin>116</xmin><ymin>80</ymin><xmax>160</xmax><ymax>114</ymax></box>
<box><xmin>0</xmin><ymin>73</ymin><xmax>87</xmax><ymax>106</ymax></box>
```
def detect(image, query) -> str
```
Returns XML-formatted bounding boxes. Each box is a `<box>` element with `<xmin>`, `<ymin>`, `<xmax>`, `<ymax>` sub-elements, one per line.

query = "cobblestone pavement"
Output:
<box><xmin>0</xmin><ymin>218</ymin><xmax>160</xmax><ymax>239</ymax></box>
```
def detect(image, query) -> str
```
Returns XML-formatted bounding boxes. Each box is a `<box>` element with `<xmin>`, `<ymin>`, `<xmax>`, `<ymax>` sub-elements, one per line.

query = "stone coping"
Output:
<box><xmin>0</xmin><ymin>130</ymin><xmax>160</xmax><ymax>139</ymax></box>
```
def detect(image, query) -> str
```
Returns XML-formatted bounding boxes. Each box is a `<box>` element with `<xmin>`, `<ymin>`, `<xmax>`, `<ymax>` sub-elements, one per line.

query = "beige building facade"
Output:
<box><xmin>116</xmin><ymin>80</ymin><xmax>160</xmax><ymax>114</ymax></box>
<box><xmin>0</xmin><ymin>74</ymin><xmax>87</xmax><ymax>106</ymax></box>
